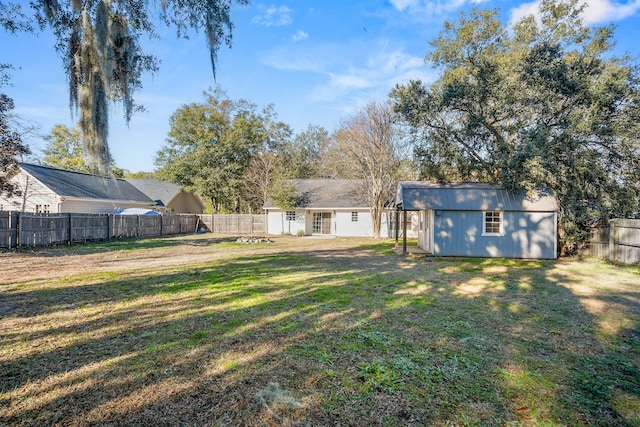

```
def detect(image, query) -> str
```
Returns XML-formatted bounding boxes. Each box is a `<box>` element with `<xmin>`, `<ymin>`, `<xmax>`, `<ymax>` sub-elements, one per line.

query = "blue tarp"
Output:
<box><xmin>116</xmin><ymin>208</ymin><xmax>161</xmax><ymax>215</ymax></box>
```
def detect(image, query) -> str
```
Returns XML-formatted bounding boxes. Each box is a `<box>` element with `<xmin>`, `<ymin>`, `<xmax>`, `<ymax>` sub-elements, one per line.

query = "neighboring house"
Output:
<box><xmin>126</xmin><ymin>179</ymin><xmax>205</xmax><ymax>214</ymax></box>
<box><xmin>0</xmin><ymin>163</ymin><xmax>154</xmax><ymax>214</ymax></box>
<box><xmin>395</xmin><ymin>181</ymin><xmax>558</xmax><ymax>259</ymax></box>
<box><xmin>264</xmin><ymin>179</ymin><xmax>418</xmax><ymax>237</ymax></box>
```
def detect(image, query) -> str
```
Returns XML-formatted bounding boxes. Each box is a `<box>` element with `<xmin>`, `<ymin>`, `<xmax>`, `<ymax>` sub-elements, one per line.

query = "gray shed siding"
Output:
<box><xmin>433</xmin><ymin>210</ymin><xmax>557</xmax><ymax>259</ymax></box>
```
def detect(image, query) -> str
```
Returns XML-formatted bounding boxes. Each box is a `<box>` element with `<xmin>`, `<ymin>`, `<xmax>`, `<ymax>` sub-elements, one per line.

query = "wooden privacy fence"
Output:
<box><xmin>583</xmin><ymin>219</ymin><xmax>640</xmax><ymax>264</ymax></box>
<box><xmin>199</xmin><ymin>214</ymin><xmax>266</xmax><ymax>235</ymax></box>
<box><xmin>0</xmin><ymin>212</ymin><xmax>199</xmax><ymax>249</ymax></box>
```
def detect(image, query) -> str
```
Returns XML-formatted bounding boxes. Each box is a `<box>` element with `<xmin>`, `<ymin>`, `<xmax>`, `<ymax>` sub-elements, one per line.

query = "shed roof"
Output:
<box><xmin>396</xmin><ymin>181</ymin><xmax>558</xmax><ymax>212</ymax></box>
<box><xmin>264</xmin><ymin>179</ymin><xmax>369</xmax><ymax>209</ymax></box>
<box><xmin>20</xmin><ymin>163</ymin><xmax>153</xmax><ymax>203</ymax></box>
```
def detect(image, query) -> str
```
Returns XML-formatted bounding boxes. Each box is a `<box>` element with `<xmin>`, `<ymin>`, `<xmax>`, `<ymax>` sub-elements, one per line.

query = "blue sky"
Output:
<box><xmin>3</xmin><ymin>0</ymin><xmax>640</xmax><ymax>172</ymax></box>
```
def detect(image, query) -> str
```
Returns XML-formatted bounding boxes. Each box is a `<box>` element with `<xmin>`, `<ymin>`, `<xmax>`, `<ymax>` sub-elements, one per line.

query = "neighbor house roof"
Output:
<box><xmin>264</xmin><ymin>179</ymin><xmax>369</xmax><ymax>209</ymax></box>
<box><xmin>19</xmin><ymin>163</ymin><xmax>153</xmax><ymax>203</ymax></box>
<box><xmin>125</xmin><ymin>178</ymin><xmax>194</xmax><ymax>208</ymax></box>
<box><xmin>396</xmin><ymin>181</ymin><xmax>558</xmax><ymax>212</ymax></box>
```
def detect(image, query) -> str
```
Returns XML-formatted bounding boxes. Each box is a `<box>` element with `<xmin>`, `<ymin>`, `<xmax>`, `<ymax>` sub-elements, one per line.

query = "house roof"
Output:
<box><xmin>19</xmin><ymin>163</ymin><xmax>153</xmax><ymax>203</ymax></box>
<box><xmin>396</xmin><ymin>181</ymin><xmax>558</xmax><ymax>212</ymax></box>
<box><xmin>125</xmin><ymin>178</ymin><xmax>193</xmax><ymax>207</ymax></box>
<box><xmin>264</xmin><ymin>179</ymin><xmax>370</xmax><ymax>209</ymax></box>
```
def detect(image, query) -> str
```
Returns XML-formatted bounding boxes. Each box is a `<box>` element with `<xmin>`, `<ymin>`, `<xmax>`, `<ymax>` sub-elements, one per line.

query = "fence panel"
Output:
<box><xmin>584</xmin><ymin>219</ymin><xmax>640</xmax><ymax>264</ymax></box>
<box><xmin>70</xmin><ymin>214</ymin><xmax>110</xmax><ymax>242</ymax></box>
<box><xmin>180</xmin><ymin>215</ymin><xmax>198</xmax><ymax>234</ymax></box>
<box><xmin>111</xmin><ymin>215</ymin><xmax>139</xmax><ymax>239</ymax></box>
<box><xmin>200</xmin><ymin>214</ymin><xmax>265</xmax><ymax>234</ymax></box>
<box><xmin>610</xmin><ymin>219</ymin><xmax>640</xmax><ymax>264</ymax></box>
<box><xmin>18</xmin><ymin>214</ymin><xmax>70</xmax><ymax>247</ymax></box>
<box><xmin>0</xmin><ymin>211</ymin><xmax>18</xmax><ymax>249</ymax></box>
<box><xmin>584</xmin><ymin>226</ymin><xmax>610</xmax><ymax>258</ymax></box>
<box><xmin>252</xmin><ymin>215</ymin><xmax>266</xmax><ymax>234</ymax></box>
<box><xmin>162</xmin><ymin>215</ymin><xmax>182</xmax><ymax>235</ymax></box>
<box><xmin>138</xmin><ymin>216</ymin><xmax>161</xmax><ymax>237</ymax></box>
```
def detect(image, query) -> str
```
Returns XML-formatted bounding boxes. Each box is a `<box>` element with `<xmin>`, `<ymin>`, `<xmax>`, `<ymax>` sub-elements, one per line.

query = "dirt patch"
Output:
<box><xmin>0</xmin><ymin>234</ymin><xmax>368</xmax><ymax>284</ymax></box>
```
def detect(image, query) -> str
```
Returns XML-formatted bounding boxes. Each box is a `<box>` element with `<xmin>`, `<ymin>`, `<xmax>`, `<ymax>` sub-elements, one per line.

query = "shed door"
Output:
<box><xmin>313</xmin><ymin>212</ymin><xmax>332</xmax><ymax>234</ymax></box>
<box><xmin>419</xmin><ymin>210</ymin><xmax>433</xmax><ymax>252</ymax></box>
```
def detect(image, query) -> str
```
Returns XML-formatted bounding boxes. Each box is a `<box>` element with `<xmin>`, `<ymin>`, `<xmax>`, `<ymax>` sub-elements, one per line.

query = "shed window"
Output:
<box><xmin>351</xmin><ymin>212</ymin><xmax>358</xmax><ymax>222</ymax></box>
<box><xmin>285</xmin><ymin>211</ymin><xmax>296</xmax><ymax>221</ymax></box>
<box><xmin>483</xmin><ymin>211</ymin><xmax>502</xmax><ymax>235</ymax></box>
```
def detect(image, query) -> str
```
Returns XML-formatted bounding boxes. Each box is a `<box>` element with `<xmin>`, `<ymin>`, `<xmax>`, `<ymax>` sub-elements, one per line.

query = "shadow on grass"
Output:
<box><xmin>4</xmin><ymin>234</ymin><xmax>242</xmax><ymax>258</ymax></box>
<box><xmin>1</xmin><ymin>241</ymin><xmax>639</xmax><ymax>426</ymax></box>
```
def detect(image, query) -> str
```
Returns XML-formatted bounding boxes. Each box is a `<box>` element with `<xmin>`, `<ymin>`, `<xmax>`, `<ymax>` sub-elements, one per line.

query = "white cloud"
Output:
<box><xmin>582</xmin><ymin>0</ymin><xmax>640</xmax><ymax>23</ymax></box>
<box><xmin>311</xmin><ymin>43</ymin><xmax>435</xmax><ymax>104</ymax></box>
<box><xmin>251</xmin><ymin>5</ymin><xmax>292</xmax><ymax>27</ymax></box>
<box><xmin>389</xmin><ymin>0</ymin><xmax>420</xmax><ymax>12</ymax></box>
<box><xmin>260</xmin><ymin>38</ymin><xmax>436</xmax><ymax>121</ymax></box>
<box><xmin>510</xmin><ymin>0</ymin><xmax>640</xmax><ymax>26</ymax></box>
<box><xmin>292</xmin><ymin>30</ymin><xmax>308</xmax><ymax>42</ymax></box>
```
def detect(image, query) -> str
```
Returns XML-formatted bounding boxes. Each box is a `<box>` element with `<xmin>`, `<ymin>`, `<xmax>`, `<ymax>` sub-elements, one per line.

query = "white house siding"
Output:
<box><xmin>431</xmin><ymin>210</ymin><xmax>557</xmax><ymax>259</ymax></box>
<box><xmin>59</xmin><ymin>198</ymin><xmax>153</xmax><ymax>214</ymax></box>
<box><xmin>267</xmin><ymin>210</ymin><xmax>307</xmax><ymax>235</ymax></box>
<box><xmin>266</xmin><ymin>209</ymin><xmax>418</xmax><ymax>238</ymax></box>
<box><xmin>0</xmin><ymin>171</ymin><xmax>60</xmax><ymax>212</ymax></box>
<box><xmin>335</xmin><ymin>209</ymin><xmax>371</xmax><ymax>236</ymax></box>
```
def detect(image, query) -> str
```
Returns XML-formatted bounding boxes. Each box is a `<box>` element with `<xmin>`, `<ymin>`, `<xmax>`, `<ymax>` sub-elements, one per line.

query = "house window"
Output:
<box><xmin>285</xmin><ymin>211</ymin><xmax>296</xmax><ymax>221</ymax></box>
<box><xmin>351</xmin><ymin>212</ymin><xmax>358</xmax><ymax>222</ymax></box>
<box><xmin>483</xmin><ymin>211</ymin><xmax>503</xmax><ymax>235</ymax></box>
<box><xmin>34</xmin><ymin>204</ymin><xmax>51</xmax><ymax>214</ymax></box>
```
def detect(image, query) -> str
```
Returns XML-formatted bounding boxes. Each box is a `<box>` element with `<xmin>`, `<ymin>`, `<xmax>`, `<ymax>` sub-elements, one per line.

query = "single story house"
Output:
<box><xmin>395</xmin><ymin>181</ymin><xmax>558</xmax><ymax>259</ymax></box>
<box><xmin>264</xmin><ymin>179</ymin><xmax>418</xmax><ymax>238</ymax></box>
<box><xmin>126</xmin><ymin>179</ymin><xmax>205</xmax><ymax>214</ymax></box>
<box><xmin>0</xmin><ymin>163</ymin><xmax>155</xmax><ymax>214</ymax></box>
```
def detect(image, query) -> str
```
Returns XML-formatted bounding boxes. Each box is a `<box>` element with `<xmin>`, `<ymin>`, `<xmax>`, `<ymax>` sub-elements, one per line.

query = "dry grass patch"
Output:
<box><xmin>1</xmin><ymin>236</ymin><xmax>639</xmax><ymax>426</ymax></box>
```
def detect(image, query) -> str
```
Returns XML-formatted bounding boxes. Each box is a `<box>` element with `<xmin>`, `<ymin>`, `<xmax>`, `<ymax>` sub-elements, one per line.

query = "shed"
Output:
<box><xmin>395</xmin><ymin>182</ymin><xmax>558</xmax><ymax>259</ymax></box>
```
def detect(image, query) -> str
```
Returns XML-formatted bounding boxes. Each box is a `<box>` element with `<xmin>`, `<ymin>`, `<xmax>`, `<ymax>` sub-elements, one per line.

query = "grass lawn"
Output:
<box><xmin>1</xmin><ymin>235</ymin><xmax>639</xmax><ymax>426</ymax></box>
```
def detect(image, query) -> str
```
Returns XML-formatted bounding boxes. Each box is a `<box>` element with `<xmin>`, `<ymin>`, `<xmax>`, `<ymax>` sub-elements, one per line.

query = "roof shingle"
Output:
<box><xmin>20</xmin><ymin>163</ymin><xmax>153</xmax><ymax>203</ymax></box>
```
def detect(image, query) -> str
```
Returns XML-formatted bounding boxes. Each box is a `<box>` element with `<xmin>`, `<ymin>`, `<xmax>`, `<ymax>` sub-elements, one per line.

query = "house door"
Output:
<box><xmin>313</xmin><ymin>212</ymin><xmax>332</xmax><ymax>235</ymax></box>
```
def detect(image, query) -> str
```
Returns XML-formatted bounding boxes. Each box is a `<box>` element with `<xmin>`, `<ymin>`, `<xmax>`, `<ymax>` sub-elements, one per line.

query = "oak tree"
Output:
<box><xmin>391</xmin><ymin>0</ymin><xmax>640</xmax><ymax>254</ymax></box>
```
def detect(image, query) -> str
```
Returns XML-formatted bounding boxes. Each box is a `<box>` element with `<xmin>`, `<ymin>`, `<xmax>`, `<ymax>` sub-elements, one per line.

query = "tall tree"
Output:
<box><xmin>7</xmin><ymin>0</ymin><xmax>247</xmax><ymax>175</ymax></box>
<box><xmin>325</xmin><ymin>101</ymin><xmax>405</xmax><ymax>238</ymax></box>
<box><xmin>391</xmin><ymin>0</ymin><xmax>640</xmax><ymax>254</ymax></box>
<box><xmin>155</xmin><ymin>89</ymin><xmax>277</xmax><ymax>213</ymax></box>
<box><xmin>286</xmin><ymin>124</ymin><xmax>330</xmax><ymax>179</ymax></box>
<box><xmin>0</xmin><ymin>94</ymin><xmax>30</xmax><ymax>196</ymax></box>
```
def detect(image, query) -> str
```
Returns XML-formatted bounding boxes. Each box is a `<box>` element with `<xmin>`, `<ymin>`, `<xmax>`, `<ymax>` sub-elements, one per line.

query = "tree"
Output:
<box><xmin>391</xmin><ymin>0</ymin><xmax>640</xmax><ymax>254</ymax></box>
<box><xmin>0</xmin><ymin>94</ymin><xmax>30</xmax><ymax>196</ymax></box>
<box><xmin>42</xmin><ymin>124</ymin><xmax>89</xmax><ymax>173</ymax></box>
<box><xmin>4</xmin><ymin>0</ymin><xmax>247</xmax><ymax>175</ymax></box>
<box><xmin>244</xmin><ymin>150</ymin><xmax>284</xmax><ymax>212</ymax></box>
<box><xmin>325</xmin><ymin>101</ymin><xmax>406</xmax><ymax>238</ymax></box>
<box><xmin>42</xmin><ymin>124</ymin><xmax>125</xmax><ymax>176</ymax></box>
<box><xmin>285</xmin><ymin>124</ymin><xmax>330</xmax><ymax>179</ymax></box>
<box><xmin>155</xmin><ymin>89</ymin><xmax>278</xmax><ymax>213</ymax></box>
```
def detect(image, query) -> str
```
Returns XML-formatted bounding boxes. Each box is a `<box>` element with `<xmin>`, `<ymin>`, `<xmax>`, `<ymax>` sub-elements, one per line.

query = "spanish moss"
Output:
<box><xmin>34</xmin><ymin>0</ymin><xmax>245</xmax><ymax>174</ymax></box>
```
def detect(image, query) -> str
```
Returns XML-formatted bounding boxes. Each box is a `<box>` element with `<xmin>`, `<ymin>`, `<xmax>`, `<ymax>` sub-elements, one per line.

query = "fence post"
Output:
<box><xmin>609</xmin><ymin>220</ymin><xmax>615</xmax><ymax>262</ymax></box>
<box><xmin>68</xmin><ymin>213</ymin><xmax>73</xmax><ymax>244</ymax></box>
